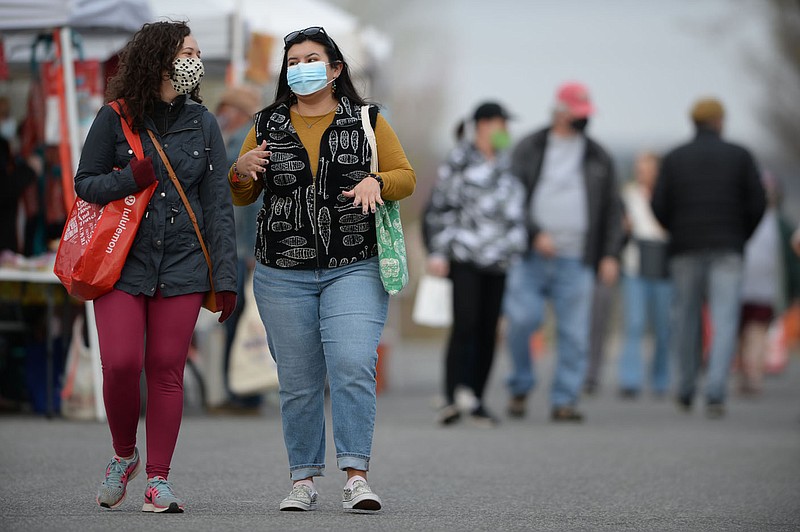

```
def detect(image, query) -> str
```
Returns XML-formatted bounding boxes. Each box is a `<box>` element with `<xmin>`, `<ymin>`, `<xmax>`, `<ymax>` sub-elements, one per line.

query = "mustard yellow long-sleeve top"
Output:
<box><xmin>229</xmin><ymin>108</ymin><xmax>415</xmax><ymax>205</ymax></box>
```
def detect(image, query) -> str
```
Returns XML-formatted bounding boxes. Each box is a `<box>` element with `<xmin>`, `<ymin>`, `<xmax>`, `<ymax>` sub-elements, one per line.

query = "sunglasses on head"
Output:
<box><xmin>284</xmin><ymin>26</ymin><xmax>332</xmax><ymax>47</ymax></box>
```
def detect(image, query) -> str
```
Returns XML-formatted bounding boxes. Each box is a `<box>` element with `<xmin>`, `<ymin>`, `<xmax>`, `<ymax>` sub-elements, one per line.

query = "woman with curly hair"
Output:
<box><xmin>75</xmin><ymin>21</ymin><xmax>237</xmax><ymax>513</ymax></box>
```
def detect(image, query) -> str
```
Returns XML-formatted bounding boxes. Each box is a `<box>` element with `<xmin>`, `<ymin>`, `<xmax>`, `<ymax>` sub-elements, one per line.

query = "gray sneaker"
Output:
<box><xmin>97</xmin><ymin>448</ymin><xmax>141</xmax><ymax>509</ymax></box>
<box><xmin>280</xmin><ymin>483</ymin><xmax>318</xmax><ymax>511</ymax></box>
<box><xmin>342</xmin><ymin>478</ymin><xmax>382</xmax><ymax>511</ymax></box>
<box><xmin>142</xmin><ymin>476</ymin><xmax>184</xmax><ymax>513</ymax></box>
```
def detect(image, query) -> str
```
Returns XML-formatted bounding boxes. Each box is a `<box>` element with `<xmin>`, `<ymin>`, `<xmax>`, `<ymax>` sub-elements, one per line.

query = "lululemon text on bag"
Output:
<box><xmin>53</xmin><ymin>100</ymin><xmax>155</xmax><ymax>300</ymax></box>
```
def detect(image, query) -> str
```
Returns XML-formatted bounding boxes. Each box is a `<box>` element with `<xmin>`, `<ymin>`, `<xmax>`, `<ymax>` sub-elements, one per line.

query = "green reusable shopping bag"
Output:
<box><xmin>361</xmin><ymin>106</ymin><xmax>409</xmax><ymax>295</ymax></box>
<box><xmin>376</xmin><ymin>200</ymin><xmax>409</xmax><ymax>295</ymax></box>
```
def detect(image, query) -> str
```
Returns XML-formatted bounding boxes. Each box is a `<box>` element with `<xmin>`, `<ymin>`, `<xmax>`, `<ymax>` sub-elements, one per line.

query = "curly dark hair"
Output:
<box><xmin>106</xmin><ymin>21</ymin><xmax>202</xmax><ymax>130</ymax></box>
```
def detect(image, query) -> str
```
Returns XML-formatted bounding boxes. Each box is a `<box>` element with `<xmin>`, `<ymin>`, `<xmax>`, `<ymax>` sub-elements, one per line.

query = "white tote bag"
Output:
<box><xmin>61</xmin><ymin>315</ymin><xmax>96</xmax><ymax>420</ymax></box>
<box><xmin>228</xmin><ymin>270</ymin><xmax>280</xmax><ymax>395</ymax></box>
<box><xmin>412</xmin><ymin>274</ymin><xmax>453</xmax><ymax>328</ymax></box>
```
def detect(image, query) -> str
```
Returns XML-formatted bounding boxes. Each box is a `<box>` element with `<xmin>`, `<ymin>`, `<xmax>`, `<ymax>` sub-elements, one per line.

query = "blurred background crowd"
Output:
<box><xmin>0</xmin><ymin>0</ymin><xmax>798</xmax><ymax>423</ymax></box>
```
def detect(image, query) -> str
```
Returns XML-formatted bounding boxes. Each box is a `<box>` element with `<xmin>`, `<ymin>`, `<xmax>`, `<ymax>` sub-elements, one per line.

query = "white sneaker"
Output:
<box><xmin>342</xmin><ymin>477</ymin><xmax>382</xmax><ymax>511</ymax></box>
<box><xmin>454</xmin><ymin>385</ymin><xmax>479</xmax><ymax>413</ymax></box>
<box><xmin>279</xmin><ymin>483</ymin><xmax>318</xmax><ymax>511</ymax></box>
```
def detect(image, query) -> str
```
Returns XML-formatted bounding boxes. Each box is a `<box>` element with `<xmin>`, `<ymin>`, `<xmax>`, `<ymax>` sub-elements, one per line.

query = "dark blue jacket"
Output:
<box><xmin>74</xmin><ymin>98</ymin><xmax>237</xmax><ymax>297</ymax></box>
<box><xmin>651</xmin><ymin>128</ymin><xmax>766</xmax><ymax>257</ymax></box>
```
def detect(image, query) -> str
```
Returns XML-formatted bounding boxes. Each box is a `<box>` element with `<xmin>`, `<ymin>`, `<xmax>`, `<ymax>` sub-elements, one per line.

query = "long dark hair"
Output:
<box><xmin>106</xmin><ymin>21</ymin><xmax>202</xmax><ymax>130</ymax></box>
<box><xmin>263</xmin><ymin>30</ymin><xmax>370</xmax><ymax>114</ymax></box>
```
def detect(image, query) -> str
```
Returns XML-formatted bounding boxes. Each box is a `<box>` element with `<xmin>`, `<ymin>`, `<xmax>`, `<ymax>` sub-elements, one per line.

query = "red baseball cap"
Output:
<box><xmin>556</xmin><ymin>82</ymin><xmax>595</xmax><ymax>118</ymax></box>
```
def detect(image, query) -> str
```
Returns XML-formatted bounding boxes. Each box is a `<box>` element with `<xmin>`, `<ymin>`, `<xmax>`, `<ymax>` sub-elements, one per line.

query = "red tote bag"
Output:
<box><xmin>54</xmin><ymin>101</ymin><xmax>156</xmax><ymax>301</ymax></box>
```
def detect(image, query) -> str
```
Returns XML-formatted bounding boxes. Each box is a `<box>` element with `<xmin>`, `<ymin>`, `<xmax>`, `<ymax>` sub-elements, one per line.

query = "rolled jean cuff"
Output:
<box><xmin>289</xmin><ymin>464</ymin><xmax>325</xmax><ymax>481</ymax></box>
<box><xmin>337</xmin><ymin>454</ymin><xmax>370</xmax><ymax>472</ymax></box>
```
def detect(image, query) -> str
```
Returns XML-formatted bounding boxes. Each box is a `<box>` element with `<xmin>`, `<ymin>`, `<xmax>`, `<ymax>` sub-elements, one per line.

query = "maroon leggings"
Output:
<box><xmin>94</xmin><ymin>289</ymin><xmax>202</xmax><ymax>479</ymax></box>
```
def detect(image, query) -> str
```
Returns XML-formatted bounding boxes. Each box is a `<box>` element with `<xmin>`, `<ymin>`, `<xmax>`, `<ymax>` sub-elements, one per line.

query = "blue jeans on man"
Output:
<box><xmin>669</xmin><ymin>251</ymin><xmax>743</xmax><ymax>406</ymax></box>
<box><xmin>504</xmin><ymin>251</ymin><xmax>594</xmax><ymax>408</ymax></box>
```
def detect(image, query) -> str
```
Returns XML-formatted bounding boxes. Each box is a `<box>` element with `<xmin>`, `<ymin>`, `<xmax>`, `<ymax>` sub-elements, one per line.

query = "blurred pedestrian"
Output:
<box><xmin>651</xmin><ymin>97</ymin><xmax>765</xmax><ymax>418</ymax></box>
<box><xmin>504</xmin><ymin>82</ymin><xmax>623</xmax><ymax>422</ymax></box>
<box><xmin>617</xmin><ymin>151</ymin><xmax>671</xmax><ymax>399</ymax></box>
<box><xmin>423</xmin><ymin>101</ymin><xmax>526</xmax><ymax>427</ymax></box>
<box><xmin>736</xmin><ymin>172</ymin><xmax>800</xmax><ymax>395</ymax></box>
<box><xmin>228</xmin><ymin>27</ymin><xmax>415</xmax><ymax>512</ymax></box>
<box><xmin>583</xmin><ymin>265</ymin><xmax>618</xmax><ymax>395</ymax></box>
<box><xmin>214</xmin><ymin>85</ymin><xmax>264</xmax><ymax>413</ymax></box>
<box><xmin>75</xmin><ymin>21</ymin><xmax>237</xmax><ymax>512</ymax></box>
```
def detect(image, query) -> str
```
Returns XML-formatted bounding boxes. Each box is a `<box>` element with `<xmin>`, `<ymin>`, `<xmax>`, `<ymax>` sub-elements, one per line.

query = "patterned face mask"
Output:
<box><xmin>171</xmin><ymin>57</ymin><xmax>204</xmax><ymax>95</ymax></box>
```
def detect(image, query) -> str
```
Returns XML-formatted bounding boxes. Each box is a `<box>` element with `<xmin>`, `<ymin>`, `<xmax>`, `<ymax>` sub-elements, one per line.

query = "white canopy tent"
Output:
<box><xmin>148</xmin><ymin>0</ymin><xmax>390</xmax><ymax>82</ymax></box>
<box><xmin>0</xmin><ymin>0</ymin><xmax>150</xmax><ymax>31</ymax></box>
<box><xmin>0</xmin><ymin>0</ymin><xmax>153</xmax><ymax>169</ymax></box>
<box><xmin>1</xmin><ymin>0</ymin><xmax>151</xmax><ymax>62</ymax></box>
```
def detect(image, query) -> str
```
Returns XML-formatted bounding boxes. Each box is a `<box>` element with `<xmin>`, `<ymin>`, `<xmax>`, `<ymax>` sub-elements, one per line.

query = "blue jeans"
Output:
<box><xmin>504</xmin><ymin>252</ymin><xmax>594</xmax><ymax>407</ymax></box>
<box><xmin>253</xmin><ymin>257</ymin><xmax>388</xmax><ymax>480</ymax></box>
<box><xmin>670</xmin><ymin>252</ymin><xmax>743</xmax><ymax>404</ymax></box>
<box><xmin>617</xmin><ymin>275</ymin><xmax>672</xmax><ymax>393</ymax></box>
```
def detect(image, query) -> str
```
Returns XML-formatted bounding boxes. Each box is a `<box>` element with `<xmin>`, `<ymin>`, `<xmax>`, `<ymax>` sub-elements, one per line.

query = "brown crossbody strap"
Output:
<box><xmin>146</xmin><ymin>129</ymin><xmax>216</xmax><ymax>291</ymax></box>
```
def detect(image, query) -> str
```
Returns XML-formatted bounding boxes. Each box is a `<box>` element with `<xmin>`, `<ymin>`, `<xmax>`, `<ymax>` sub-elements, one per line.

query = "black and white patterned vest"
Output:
<box><xmin>253</xmin><ymin>97</ymin><xmax>379</xmax><ymax>269</ymax></box>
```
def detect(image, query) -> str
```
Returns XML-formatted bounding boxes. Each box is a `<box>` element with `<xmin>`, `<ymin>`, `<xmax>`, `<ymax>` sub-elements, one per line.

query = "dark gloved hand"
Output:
<box><xmin>216</xmin><ymin>291</ymin><xmax>237</xmax><ymax>323</ymax></box>
<box><xmin>130</xmin><ymin>156</ymin><xmax>157</xmax><ymax>190</ymax></box>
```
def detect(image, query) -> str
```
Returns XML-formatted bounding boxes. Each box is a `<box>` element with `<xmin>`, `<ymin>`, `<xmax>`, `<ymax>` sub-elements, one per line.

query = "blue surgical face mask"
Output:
<box><xmin>286</xmin><ymin>61</ymin><xmax>331</xmax><ymax>96</ymax></box>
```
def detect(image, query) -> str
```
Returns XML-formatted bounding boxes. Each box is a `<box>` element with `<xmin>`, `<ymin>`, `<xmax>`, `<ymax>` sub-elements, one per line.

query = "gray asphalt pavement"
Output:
<box><xmin>1</xmin><ymin>338</ymin><xmax>799</xmax><ymax>531</ymax></box>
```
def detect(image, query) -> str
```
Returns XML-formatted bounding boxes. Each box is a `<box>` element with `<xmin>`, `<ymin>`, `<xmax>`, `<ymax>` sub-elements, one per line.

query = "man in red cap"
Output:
<box><xmin>503</xmin><ymin>81</ymin><xmax>623</xmax><ymax>422</ymax></box>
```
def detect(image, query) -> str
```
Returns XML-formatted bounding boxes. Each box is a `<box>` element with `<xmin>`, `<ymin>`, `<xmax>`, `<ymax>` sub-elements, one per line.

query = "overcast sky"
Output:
<box><xmin>334</xmin><ymin>0</ymin><xmax>778</xmax><ymax>163</ymax></box>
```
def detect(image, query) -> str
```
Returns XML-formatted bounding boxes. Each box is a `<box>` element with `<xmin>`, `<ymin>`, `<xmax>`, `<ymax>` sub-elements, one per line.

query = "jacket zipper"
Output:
<box><xmin>140</xmin><ymin>109</ymin><xmax>202</xmax><ymax>221</ymax></box>
<box><xmin>165</xmin><ymin>101</ymin><xmax>173</xmax><ymax>133</ymax></box>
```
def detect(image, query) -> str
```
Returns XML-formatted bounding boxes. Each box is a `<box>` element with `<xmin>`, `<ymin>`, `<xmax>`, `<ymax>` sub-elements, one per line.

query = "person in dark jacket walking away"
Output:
<box><xmin>75</xmin><ymin>22</ymin><xmax>238</xmax><ymax>513</ymax></box>
<box><xmin>229</xmin><ymin>27</ymin><xmax>415</xmax><ymax>512</ymax></box>
<box><xmin>503</xmin><ymin>82</ymin><xmax>623</xmax><ymax>422</ymax></box>
<box><xmin>651</xmin><ymin>97</ymin><xmax>766</xmax><ymax>419</ymax></box>
<box><xmin>423</xmin><ymin>102</ymin><xmax>526</xmax><ymax>428</ymax></box>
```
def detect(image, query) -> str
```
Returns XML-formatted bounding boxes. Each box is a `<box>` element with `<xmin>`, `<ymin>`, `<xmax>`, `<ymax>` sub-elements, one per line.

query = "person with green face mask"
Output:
<box><xmin>422</xmin><ymin>101</ymin><xmax>527</xmax><ymax>428</ymax></box>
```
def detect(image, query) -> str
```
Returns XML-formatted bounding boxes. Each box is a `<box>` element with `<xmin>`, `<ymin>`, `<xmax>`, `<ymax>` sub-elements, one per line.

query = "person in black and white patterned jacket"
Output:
<box><xmin>423</xmin><ymin>102</ymin><xmax>526</xmax><ymax>427</ymax></box>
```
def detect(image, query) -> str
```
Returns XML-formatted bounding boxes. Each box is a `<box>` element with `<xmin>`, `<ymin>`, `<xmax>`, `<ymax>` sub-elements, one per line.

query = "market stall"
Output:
<box><xmin>0</xmin><ymin>0</ymin><xmax>153</xmax><ymax>420</ymax></box>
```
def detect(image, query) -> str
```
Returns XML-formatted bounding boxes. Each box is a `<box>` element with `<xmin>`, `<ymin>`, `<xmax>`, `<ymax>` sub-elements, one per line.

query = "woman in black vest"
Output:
<box><xmin>228</xmin><ymin>27</ymin><xmax>415</xmax><ymax>512</ymax></box>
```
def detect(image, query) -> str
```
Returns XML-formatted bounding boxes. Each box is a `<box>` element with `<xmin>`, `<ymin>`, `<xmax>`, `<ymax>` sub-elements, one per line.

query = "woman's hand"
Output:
<box><xmin>533</xmin><ymin>231</ymin><xmax>557</xmax><ymax>258</ymax></box>
<box><xmin>342</xmin><ymin>175</ymin><xmax>383</xmax><ymax>214</ymax></box>
<box><xmin>598</xmin><ymin>256</ymin><xmax>620</xmax><ymax>286</ymax></box>
<box><xmin>236</xmin><ymin>140</ymin><xmax>271</xmax><ymax>181</ymax></box>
